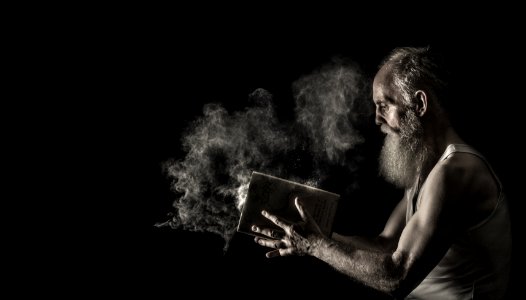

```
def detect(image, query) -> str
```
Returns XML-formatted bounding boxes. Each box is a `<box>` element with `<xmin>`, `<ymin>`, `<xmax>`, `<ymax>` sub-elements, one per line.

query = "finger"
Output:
<box><xmin>261</xmin><ymin>210</ymin><xmax>288</xmax><ymax>229</ymax></box>
<box><xmin>266</xmin><ymin>249</ymin><xmax>280</xmax><ymax>258</ymax></box>
<box><xmin>252</xmin><ymin>225</ymin><xmax>285</xmax><ymax>239</ymax></box>
<box><xmin>265</xmin><ymin>244</ymin><xmax>294</xmax><ymax>258</ymax></box>
<box><xmin>295</xmin><ymin>197</ymin><xmax>312</xmax><ymax>222</ymax></box>
<box><xmin>279</xmin><ymin>248</ymin><xmax>295</xmax><ymax>256</ymax></box>
<box><xmin>263</xmin><ymin>228</ymin><xmax>285</xmax><ymax>239</ymax></box>
<box><xmin>266</xmin><ymin>248</ymin><xmax>294</xmax><ymax>258</ymax></box>
<box><xmin>254</xmin><ymin>237</ymin><xmax>286</xmax><ymax>249</ymax></box>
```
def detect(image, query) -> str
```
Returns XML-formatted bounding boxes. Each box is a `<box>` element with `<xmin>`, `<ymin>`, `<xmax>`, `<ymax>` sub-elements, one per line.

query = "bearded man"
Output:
<box><xmin>252</xmin><ymin>47</ymin><xmax>512</xmax><ymax>299</ymax></box>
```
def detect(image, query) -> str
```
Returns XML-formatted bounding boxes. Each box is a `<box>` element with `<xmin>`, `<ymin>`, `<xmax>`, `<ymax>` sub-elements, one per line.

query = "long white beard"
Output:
<box><xmin>379</xmin><ymin>110</ymin><xmax>425</xmax><ymax>189</ymax></box>
<box><xmin>379</xmin><ymin>132</ymin><xmax>418</xmax><ymax>188</ymax></box>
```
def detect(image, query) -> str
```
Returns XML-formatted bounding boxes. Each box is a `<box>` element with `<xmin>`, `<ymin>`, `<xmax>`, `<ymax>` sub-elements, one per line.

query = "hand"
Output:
<box><xmin>252</xmin><ymin>197</ymin><xmax>324</xmax><ymax>258</ymax></box>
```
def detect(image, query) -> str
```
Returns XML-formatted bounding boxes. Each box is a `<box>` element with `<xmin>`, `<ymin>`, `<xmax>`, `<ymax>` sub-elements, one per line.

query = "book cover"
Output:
<box><xmin>237</xmin><ymin>171</ymin><xmax>340</xmax><ymax>238</ymax></box>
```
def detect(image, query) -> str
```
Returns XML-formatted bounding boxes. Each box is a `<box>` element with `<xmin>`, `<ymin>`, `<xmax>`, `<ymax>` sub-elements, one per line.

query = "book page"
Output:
<box><xmin>237</xmin><ymin>172</ymin><xmax>339</xmax><ymax>238</ymax></box>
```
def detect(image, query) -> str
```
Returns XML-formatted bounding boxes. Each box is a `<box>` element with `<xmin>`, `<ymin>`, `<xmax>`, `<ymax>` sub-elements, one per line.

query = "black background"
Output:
<box><xmin>71</xmin><ymin>12</ymin><xmax>523</xmax><ymax>299</ymax></box>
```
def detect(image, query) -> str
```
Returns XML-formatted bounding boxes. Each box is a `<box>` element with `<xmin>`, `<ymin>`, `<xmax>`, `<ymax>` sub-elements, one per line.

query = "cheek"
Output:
<box><xmin>385</xmin><ymin>112</ymin><xmax>401</xmax><ymax>129</ymax></box>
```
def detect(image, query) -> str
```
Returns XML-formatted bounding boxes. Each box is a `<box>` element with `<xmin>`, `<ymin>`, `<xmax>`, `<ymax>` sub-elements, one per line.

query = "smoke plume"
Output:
<box><xmin>160</xmin><ymin>89</ymin><xmax>294</xmax><ymax>248</ymax></box>
<box><xmin>159</xmin><ymin>60</ymin><xmax>373</xmax><ymax>249</ymax></box>
<box><xmin>293</xmin><ymin>58</ymin><xmax>371</xmax><ymax>166</ymax></box>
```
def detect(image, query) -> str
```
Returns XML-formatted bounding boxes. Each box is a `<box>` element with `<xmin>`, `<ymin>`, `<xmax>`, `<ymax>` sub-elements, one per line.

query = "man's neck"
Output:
<box><xmin>417</xmin><ymin>125</ymin><xmax>464</xmax><ymax>186</ymax></box>
<box><xmin>428</xmin><ymin>125</ymin><xmax>464</xmax><ymax>158</ymax></box>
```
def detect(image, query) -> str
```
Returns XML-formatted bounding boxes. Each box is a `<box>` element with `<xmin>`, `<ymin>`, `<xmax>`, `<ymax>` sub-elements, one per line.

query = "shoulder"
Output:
<box><xmin>421</xmin><ymin>151</ymin><xmax>499</xmax><ymax>226</ymax></box>
<box><xmin>437</xmin><ymin>151</ymin><xmax>497</xmax><ymax>197</ymax></box>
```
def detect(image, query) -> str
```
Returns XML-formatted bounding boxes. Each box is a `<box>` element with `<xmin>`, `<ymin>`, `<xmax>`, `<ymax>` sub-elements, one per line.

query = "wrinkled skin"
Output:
<box><xmin>252</xmin><ymin>197</ymin><xmax>324</xmax><ymax>258</ymax></box>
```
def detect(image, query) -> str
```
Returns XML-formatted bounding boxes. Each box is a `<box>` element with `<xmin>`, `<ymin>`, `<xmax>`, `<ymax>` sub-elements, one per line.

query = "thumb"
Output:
<box><xmin>295</xmin><ymin>197</ymin><xmax>312</xmax><ymax>222</ymax></box>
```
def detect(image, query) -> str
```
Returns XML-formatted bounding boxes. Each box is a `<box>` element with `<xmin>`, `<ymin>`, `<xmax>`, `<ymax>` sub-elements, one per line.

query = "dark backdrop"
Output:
<box><xmin>89</xmin><ymin>19</ymin><xmax>522</xmax><ymax>299</ymax></box>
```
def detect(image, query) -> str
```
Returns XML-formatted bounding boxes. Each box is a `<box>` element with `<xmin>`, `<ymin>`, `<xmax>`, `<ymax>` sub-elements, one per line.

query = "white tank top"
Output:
<box><xmin>406</xmin><ymin>144</ymin><xmax>512</xmax><ymax>299</ymax></box>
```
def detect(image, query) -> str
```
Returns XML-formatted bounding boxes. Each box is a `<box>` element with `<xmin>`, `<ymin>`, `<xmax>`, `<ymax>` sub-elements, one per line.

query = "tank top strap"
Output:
<box><xmin>439</xmin><ymin>144</ymin><xmax>502</xmax><ymax>190</ymax></box>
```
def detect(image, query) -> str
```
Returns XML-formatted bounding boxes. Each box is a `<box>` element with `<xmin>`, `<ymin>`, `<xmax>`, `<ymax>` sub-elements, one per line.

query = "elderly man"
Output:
<box><xmin>252</xmin><ymin>47</ymin><xmax>512</xmax><ymax>299</ymax></box>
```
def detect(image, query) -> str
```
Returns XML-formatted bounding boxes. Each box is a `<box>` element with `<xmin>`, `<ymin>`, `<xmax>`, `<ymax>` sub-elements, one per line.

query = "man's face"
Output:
<box><xmin>372</xmin><ymin>65</ymin><xmax>405</xmax><ymax>134</ymax></box>
<box><xmin>373</xmin><ymin>65</ymin><xmax>424</xmax><ymax>188</ymax></box>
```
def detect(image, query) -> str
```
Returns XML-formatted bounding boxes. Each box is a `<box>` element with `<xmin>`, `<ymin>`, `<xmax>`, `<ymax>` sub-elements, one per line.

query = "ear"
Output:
<box><xmin>414</xmin><ymin>90</ymin><xmax>428</xmax><ymax>117</ymax></box>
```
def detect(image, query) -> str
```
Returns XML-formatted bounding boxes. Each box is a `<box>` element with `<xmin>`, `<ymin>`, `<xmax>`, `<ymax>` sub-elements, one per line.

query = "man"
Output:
<box><xmin>251</xmin><ymin>47</ymin><xmax>512</xmax><ymax>299</ymax></box>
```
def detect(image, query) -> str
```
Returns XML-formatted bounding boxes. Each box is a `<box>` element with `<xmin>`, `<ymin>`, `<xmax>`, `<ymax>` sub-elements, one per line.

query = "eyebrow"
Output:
<box><xmin>384</xmin><ymin>96</ymin><xmax>396</xmax><ymax>104</ymax></box>
<box><xmin>374</xmin><ymin>96</ymin><xmax>395</xmax><ymax>105</ymax></box>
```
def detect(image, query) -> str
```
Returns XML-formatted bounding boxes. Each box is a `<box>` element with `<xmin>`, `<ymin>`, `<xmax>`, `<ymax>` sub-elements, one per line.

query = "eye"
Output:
<box><xmin>377</xmin><ymin>103</ymin><xmax>390</xmax><ymax>114</ymax></box>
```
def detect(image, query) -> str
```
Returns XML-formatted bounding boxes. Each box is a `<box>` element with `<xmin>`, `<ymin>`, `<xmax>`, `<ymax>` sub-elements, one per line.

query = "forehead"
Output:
<box><xmin>373</xmin><ymin>64</ymin><xmax>397</xmax><ymax>102</ymax></box>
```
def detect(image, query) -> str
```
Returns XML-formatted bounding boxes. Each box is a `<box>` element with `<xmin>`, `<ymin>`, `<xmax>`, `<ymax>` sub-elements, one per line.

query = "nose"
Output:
<box><xmin>375</xmin><ymin>108</ymin><xmax>384</xmax><ymax>126</ymax></box>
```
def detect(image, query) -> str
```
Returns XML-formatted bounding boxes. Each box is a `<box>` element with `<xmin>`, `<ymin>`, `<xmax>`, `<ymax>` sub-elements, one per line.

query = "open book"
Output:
<box><xmin>237</xmin><ymin>172</ymin><xmax>340</xmax><ymax>238</ymax></box>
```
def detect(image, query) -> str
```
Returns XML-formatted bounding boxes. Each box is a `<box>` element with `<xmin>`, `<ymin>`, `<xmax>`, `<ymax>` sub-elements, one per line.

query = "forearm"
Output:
<box><xmin>312</xmin><ymin>235</ymin><xmax>408</xmax><ymax>296</ymax></box>
<box><xmin>331</xmin><ymin>233</ymin><xmax>393</xmax><ymax>252</ymax></box>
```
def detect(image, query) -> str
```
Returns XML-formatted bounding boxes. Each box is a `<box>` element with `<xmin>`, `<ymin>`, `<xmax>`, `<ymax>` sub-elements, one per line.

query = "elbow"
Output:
<box><xmin>379</xmin><ymin>252</ymin><xmax>414</xmax><ymax>298</ymax></box>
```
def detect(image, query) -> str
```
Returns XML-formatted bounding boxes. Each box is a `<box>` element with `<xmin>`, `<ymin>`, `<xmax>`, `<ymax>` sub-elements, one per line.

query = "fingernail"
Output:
<box><xmin>254</xmin><ymin>237</ymin><xmax>259</xmax><ymax>243</ymax></box>
<box><xmin>252</xmin><ymin>225</ymin><xmax>258</xmax><ymax>232</ymax></box>
<box><xmin>261</xmin><ymin>210</ymin><xmax>267</xmax><ymax>216</ymax></box>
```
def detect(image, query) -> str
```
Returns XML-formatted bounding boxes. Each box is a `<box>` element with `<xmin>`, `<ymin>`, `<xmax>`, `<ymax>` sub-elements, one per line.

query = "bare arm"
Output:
<box><xmin>310</xmin><ymin>195</ymin><xmax>416</xmax><ymax>296</ymax></box>
<box><xmin>255</xmin><ymin>160</ymin><xmax>475</xmax><ymax>298</ymax></box>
